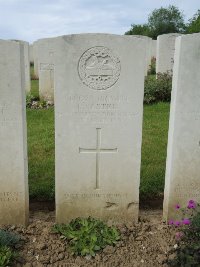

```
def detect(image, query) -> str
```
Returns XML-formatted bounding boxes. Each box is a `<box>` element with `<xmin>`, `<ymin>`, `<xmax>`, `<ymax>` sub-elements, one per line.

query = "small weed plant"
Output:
<box><xmin>54</xmin><ymin>217</ymin><xmax>120</xmax><ymax>256</ymax></box>
<box><xmin>0</xmin><ymin>246</ymin><xmax>17</xmax><ymax>267</ymax></box>
<box><xmin>0</xmin><ymin>230</ymin><xmax>20</xmax><ymax>248</ymax></box>
<box><xmin>0</xmin><ymin>230</ymin><xmax>21</xmax><ymax>266</ymax></box>
<box><xmin>167</xmin><ymin>200</ymin><xmax>200</xmax><ymax>266</ymax></box>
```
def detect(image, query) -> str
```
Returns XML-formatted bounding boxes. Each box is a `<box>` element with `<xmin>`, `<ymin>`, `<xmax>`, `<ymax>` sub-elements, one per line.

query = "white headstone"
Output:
<box><xmin>0</xmin><ymin>40</ymin><xmax>29</xmax><ymax>226</ymax></box>
<box><xmin>30</xmin><ymin>44</ymin><xmax>34</xmax><ymax>65</ymax></box>
<box><xmin>12</xmin><ymin>40</ymin><xmax>31</xmax><ymax>93</ymax></box>
<box><xmin>54</xmin><ymin>34</ymin><xmax>145</xmax><ymax>223</ymax></box>
<box><xmin>151</xmin><ymin>40</ymin><xmax>157</xmax><ymax>58</ymax></box>
<box><xmin>21</xmin><ymin>41</ymin><xmax>31</xmax><ymax>93</ymax></box>
<box><xmin>163</xmin><ymin>33</ymin><xmax>200</xmax><ymax>221</ymax></box>
<box><xmin>33</xmin><ymin>40</ymin><xmax>39</xmax><ymax>78</ymax></box>
<box><xmin>156</xmin><ymin>33</ymin><xmax>181</xmax><ymax>74</ymax></box>
<box><xmin>131</xmin><ymin>35</ymin><xmax>152</xmax><ymax>75</ymax></box>
<box><xmin>37</xmin><ymin>38</ymin><xmax>56</xmax><ymax>101</ymax></box>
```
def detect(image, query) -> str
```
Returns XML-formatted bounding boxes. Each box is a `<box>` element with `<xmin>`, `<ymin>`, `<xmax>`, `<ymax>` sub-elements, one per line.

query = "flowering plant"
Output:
<box><xmin>167</xmin><ymin>200</ymin><xmax>200</xmax><ymax>266</ymax></box>
<box><xmin>168</xmin><ymin>199</ymin><xmax>198</xmax><ymax>231</ymax></box>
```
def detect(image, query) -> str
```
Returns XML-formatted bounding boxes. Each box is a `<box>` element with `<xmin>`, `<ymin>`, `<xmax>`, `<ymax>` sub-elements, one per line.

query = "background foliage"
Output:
<box><xmin>125</xmin><ymin>5</ymin><xmax>200</xmax><ymax>38</ymax></box>
<box><xmin>186</xmin><ymin>10</ymin><xmax>200</xmax><ymax>34</ymax></box>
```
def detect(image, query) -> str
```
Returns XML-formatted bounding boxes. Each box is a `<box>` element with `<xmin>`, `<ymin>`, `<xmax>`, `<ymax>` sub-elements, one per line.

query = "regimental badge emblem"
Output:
<box><xmin>78</xmin><ymin>46</ymin><xmax>121</xmax><ymax>90</ymax></box>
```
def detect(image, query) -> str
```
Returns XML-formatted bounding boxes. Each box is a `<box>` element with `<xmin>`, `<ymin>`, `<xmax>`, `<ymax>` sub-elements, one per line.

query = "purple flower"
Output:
<box><xmin>188</xmin><ymin>203</ymin><xmax>196</xmax><ymax>209</ymax></box>
<box><xmin>174</xmin><ymin>221</ymin><xmax>182</xmax><ymax>227</ymax></box>
<box><xmin>168</xmin><ymin>219</ymin><xmax>174</xmax><ymax>225</ymax></box>
<box><xmin>175</xmin><ymin>204</ymin><xmax>181</xmax><ymax>209</ymax></box>
<box><xmin>187</xmin><ymin>200</ymin><xmax>197</xmax><ymax>209</ymax></box>
<box><xmin>188</xmin><ymin>200</ymin><xmax>195</xmax><ymax>204</ymax></box>
<box><xmin>182</xmin><ymin>218</ymin><xmax>191</xmax><ymax>225</ymax></box>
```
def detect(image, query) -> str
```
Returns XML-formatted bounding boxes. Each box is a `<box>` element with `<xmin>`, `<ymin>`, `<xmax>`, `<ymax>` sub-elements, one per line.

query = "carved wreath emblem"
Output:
<box><xmin>78</xmin><ymin>46</ymin><xmax>121</xmax><ymax>90</ymax></box>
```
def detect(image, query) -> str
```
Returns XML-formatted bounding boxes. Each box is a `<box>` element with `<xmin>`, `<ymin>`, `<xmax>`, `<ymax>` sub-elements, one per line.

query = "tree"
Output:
<box><xmin>125</xmin><ymin>24</ymin><xmax>150</xmax><ymax>36</ymax></box>
<box><xmin>186</xmin><ymin>10</ymin><xmax>200</xmax><ymax>33</ymax></box>
<box><xmin>148</xmin><ymin>5</ymin><xmax>186</xmax><ymax>39</ymax></box>
<box><xmin>125</xmin><ymin>5</ymin><xmax>186</xmax><ymax>39</ymax></box>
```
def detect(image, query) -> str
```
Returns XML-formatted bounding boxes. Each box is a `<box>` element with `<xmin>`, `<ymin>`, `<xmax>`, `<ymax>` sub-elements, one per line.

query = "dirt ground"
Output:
<box><xmin>2</xmin><ymin>206</ymin><xmax>177</xmax><ymax>267</ymax></box>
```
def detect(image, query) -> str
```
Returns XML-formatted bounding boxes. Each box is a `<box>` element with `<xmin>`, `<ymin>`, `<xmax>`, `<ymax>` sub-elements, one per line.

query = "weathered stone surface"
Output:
<box><xmin>22</xmin><ymin>41</ymin><xmax>31</xmax><ymax>93</ymax></box>
<box><xmin>29</xmin><ymin>44</ymin><xmax>34</xmax><ymax>64</ymax></box>
<box><xmin>12</xmin><ymin>40</ymin><xmax>31</xmax><ymax>92</ymax></box>
<box><xmin>131</xmin><ymin>35</ymin><xmax>152</xmax><ymax>75</ymax></box>
<box><xmin>163</xmin><ymin>33</ymin><xmax>200</xmax><ymax>221</ymax></box>
<box><xmin>0</xmin><ymin>40</ymin><xmax>29</xmax><ymax>226</ymax></box>
<box><xmin>33</xmin><ymin>40</ymin><xmax>39</xmax><ymax>78</ymax></box>
<box><xmin>151</xmin><ymin>40</ymin><xmax>157</xmax><ymax>58</ymax></box>
<box><xmin>54</xmin><ymin>34</ymin><xmax>145</xmax><ymax>223</ymax></box>
<box><xmin>156</xmin><ymin>33</ymin><xmax>181</xmax><ymax>74</ymax></box>
<box><xmin>37</xmin><ymin>38</ymin><xmax>56</xmax><ymax>101</ymax></box>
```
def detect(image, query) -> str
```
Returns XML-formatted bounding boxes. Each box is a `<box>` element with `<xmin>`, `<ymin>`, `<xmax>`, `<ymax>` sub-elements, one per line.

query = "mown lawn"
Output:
<box><xmin>140</xmin><ymin>102</ymin><xmax>169</xmax><ymax>200</ymax></box>
<box><xmin>27</xmin><ymin>108</ymin><xmax>55</xmax><ymax>200</ymax></box>
<box><xmin>27</xmin><ymin>78</ymin><xmax>170</xmax><ymax>201</ymax></box>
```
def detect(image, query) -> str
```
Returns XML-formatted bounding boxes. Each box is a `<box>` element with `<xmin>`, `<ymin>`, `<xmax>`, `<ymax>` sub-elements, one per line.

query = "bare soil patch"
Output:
<box><xmin>2</xmin><ymin>208</ymin><xmax>176</xmax><ymax>267</ymax></box>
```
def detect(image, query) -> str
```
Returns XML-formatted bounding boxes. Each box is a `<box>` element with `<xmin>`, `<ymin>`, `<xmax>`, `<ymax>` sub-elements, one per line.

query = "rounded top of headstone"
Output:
<box><xmin>157</xmin><ymin>33</ymin><xmax>182</xmax><ymax>39</ymax></box>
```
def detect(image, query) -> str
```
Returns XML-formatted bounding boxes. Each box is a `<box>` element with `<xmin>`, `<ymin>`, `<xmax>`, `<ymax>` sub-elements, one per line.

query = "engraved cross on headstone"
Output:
<box><xmin>79</xmin><ymin>128</ymin><xmax>118</xmax><ymax>189</ymax></box>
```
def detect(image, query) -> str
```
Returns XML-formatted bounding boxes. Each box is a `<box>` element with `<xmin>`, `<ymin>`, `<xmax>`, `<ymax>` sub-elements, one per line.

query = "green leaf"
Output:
<box><xmin>53</xmin><ymin>217</ymin><xmax>120</xmax><ymax>257</ymax></box>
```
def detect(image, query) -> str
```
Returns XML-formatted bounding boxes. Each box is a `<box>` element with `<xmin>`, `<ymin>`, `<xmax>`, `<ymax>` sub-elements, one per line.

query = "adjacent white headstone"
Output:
<box><xmin>156</xmin><ymin>33</ymin><xmax>181</xmax><ymax>74</ymax></box>
<box><xmin>54</xmin><ymin>34</ymin><xmax>145</xmax><ymax>223</ymax></box>
<box><xmin>21</xmin><ymin>41</ymin><xmax>31</xmax><ymax>93</ymax></box>
<box><xmin>0</xmin><ymin>40</ymin><xmax>29</xmax><ymax>226</ymax></box>
<box><xmin>33</xmin><ymin>40</ymin><xmax>39</xmax><ymax>78</ymax></box>
<box><xmin>151</xmin><ymin>40</ymin><xmax>157</xmax><ymax>58</ymax></box>
<box><xmin>163</xmin><ymin>33</ymin><xmax>200</xmax><ymax>221</ymax></box>
<box><xmin>37</xmin><ymin>38</ymin><xmax>56</xmax><ymax>101</ymax></box>
<box><xmin>12</xmin><ymin>40</ymin><xmax>31</xmax><ymax>93</ymax></box>
<box><xmin>30</xmin><ymin>44</ymin><xmax>34</xmax><ymax>65</ymax></box>
<box><xmin>131</xmin><ymin>35</ymin><xmax>152</xmax><ymax>75</ymax></box>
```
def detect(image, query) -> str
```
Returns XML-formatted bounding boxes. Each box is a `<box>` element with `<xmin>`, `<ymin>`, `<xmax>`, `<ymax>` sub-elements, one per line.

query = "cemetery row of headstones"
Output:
<box><xmin>9</xmin><ymin>34</ymin><xmax>180</xmax><ymax>103</ymax></box>
<box><xmin>0</xmin><ymin>33</ymin><xmax>199</xmax><ymax>226</ymax></box>
<box><xmin>31</xmin><ymin>34</ymin><xmax>181</xmax><ymax>102</ymax></box>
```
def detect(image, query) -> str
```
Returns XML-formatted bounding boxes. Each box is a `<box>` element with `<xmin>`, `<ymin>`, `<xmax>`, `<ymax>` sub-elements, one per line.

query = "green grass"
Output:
<box><xmin>27</xmin><ymin>108</ymin><xmax>55</xmax><ymax>200</ymax></box>
<box><xmin>140</xmin><ymin>103</ymin><xmax>170</xmax><ymax>200</ymax></box>
<box><xmin>31</xmin><ymin>80</ymin><xmax>39</xmax><ymax>98</ymax></box>
<box><xmin>27</xmin><ymin>78</ymin><xmax>170</xmax><ymax>201</ymax></box>
<box><xmin>30</xmin><ymin>65</ymin><xmax>34</xmax><ymax>76</ymax></box>
<box><xmin>30</xmin><ymin>66</ymin><xmax>39</xmax><ymax>98</ymax></box>
<box><xmin>28</xmin><ymin>72</ymin><xmax>54</xmax><ymax>200</ymax></box>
